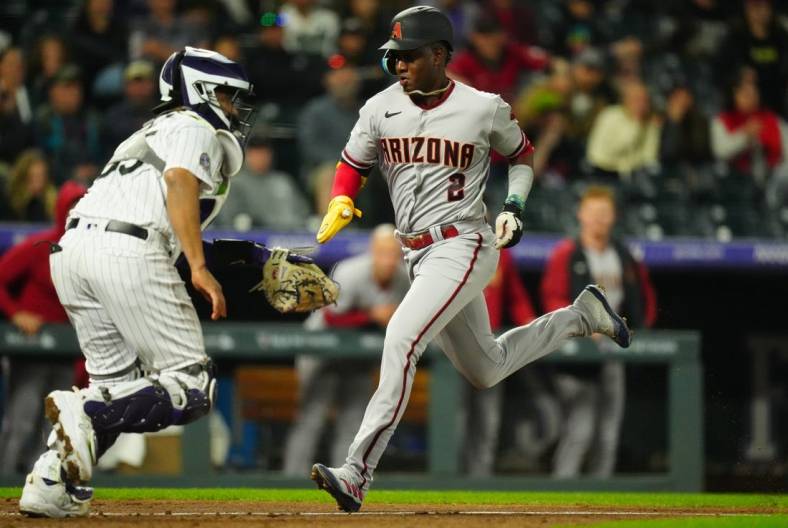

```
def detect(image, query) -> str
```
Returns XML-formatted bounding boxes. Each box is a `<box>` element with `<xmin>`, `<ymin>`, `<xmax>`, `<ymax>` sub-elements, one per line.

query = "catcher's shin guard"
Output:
<box><xmin>83</xmin><ymin>362</ymin><xmax>216</xmax><ymax>437</ymax></box>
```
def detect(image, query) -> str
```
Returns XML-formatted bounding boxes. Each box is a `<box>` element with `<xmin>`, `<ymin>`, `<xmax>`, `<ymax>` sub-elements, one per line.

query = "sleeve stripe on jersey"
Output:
<box><xmin>342</xmin><ymin>149</ymin><xmax>375</xmax><ymax>170</ymax></box>
<box><xmin>506</xmin><ymin>130</ymin><xmax>528</xmax><ymax>160</ymax></box>
<box><xmin>506</xmin><ymin>130</ymin><xmax>534</xmax><ymax>161</ymax></box>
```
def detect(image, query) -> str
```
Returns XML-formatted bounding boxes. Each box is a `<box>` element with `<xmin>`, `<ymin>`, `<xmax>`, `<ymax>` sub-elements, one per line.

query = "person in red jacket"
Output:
<box><xmin>541</xmin><ymin>185</ymin><xmax>656</xmax><ymax>477</ymax></box>
<box><xmin>447</xmin><ymin>14</ymin><xmax>549</xmax><ymax>104</ymax></box>
<box><xmin>461</xmin><ymin>248</ymin><xmax>535</xmax><ymax>476</ymax></box>
<box><xmin>0</xmin><ymin>181</ymin><xmax>86</xmax><ymax>474</ymax></box>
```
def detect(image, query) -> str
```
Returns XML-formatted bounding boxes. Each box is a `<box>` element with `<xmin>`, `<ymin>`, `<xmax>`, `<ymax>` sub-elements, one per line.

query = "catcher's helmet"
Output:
<box><xmin>379</xmin><ymin>6</ymin><xmax>453</xmax><ymax>75</ymax></box>
<box><xmin>155</xmin><ymin>47</ymin><xmax>256</xmax><ymax>145</ymax></box>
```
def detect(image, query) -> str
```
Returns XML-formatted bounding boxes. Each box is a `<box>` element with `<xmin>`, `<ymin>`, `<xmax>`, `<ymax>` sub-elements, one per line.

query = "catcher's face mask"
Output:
<box><xmin>213</xmin><ymin>85</ymin><xmax>257</xmax><ymax>147</ymax></box>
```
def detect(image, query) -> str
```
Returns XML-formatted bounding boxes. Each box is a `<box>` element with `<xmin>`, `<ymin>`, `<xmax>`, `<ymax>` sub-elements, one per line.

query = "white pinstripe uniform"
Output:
<box><xmin>337</xmin><ymin>80</ymin><xmax>594</xmax><ymax>490</ymax></box>
<box><xmin>52</xmin><ymin>109</ymin><xmax>228</xmax><ymax>378</ymax></box>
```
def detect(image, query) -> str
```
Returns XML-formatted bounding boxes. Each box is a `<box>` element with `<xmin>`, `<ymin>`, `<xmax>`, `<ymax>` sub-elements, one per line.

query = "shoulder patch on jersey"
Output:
<box><xmin>200</xmin><ymin>152</ymin><xmax>211</xmax><ymax>171</ymax></box>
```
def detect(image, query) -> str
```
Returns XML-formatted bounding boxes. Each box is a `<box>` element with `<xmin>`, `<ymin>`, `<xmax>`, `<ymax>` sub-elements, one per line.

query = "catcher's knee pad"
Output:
<box><xmin>83</xmin><ymin>362</ymin><xmax>216</xmax><ymax>435</ymax></box>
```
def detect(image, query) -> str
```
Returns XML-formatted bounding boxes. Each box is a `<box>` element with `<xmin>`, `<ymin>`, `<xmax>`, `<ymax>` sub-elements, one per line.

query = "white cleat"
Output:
<box><xmin>44</xmin><ymin>389</ymin><xmax>96</xmax><ymax>483</ymax></box>
<box><xmin>311</xmin><ymin>463</ymin><xmax>364</xmax><ymax>512</ymax></box>
<box><xmin>572</xmin><ymin>284</ymin><xmax>632</xmax><ymax>348</ymax></box>
<box><xmin>19</xmin><ymin>451</ymin><xmax>92</xmax><ymax>518</ymax></box>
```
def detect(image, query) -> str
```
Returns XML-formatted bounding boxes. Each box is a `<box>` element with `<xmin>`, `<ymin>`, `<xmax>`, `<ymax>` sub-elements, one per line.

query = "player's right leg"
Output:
<box><xmin>19</xmin><ymin>450</ymin><xmax>93</xmax><ymax>518</ymax></box>
<box><xmin>435</xmin><ymin>285</ymin><xmax>630</xmax><ymax>390</ymax></box>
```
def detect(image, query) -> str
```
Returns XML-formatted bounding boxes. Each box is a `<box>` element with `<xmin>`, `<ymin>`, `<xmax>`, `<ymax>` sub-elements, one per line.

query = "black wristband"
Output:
<box><xmin>502</xmin><ymin>201</ymin><xmax>523</xmax><ymax>218</ymax></box>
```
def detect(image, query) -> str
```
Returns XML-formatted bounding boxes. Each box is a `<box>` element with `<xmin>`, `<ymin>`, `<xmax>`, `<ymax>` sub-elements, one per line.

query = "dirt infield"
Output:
<box><xmin>1</xmin><ymin>499</ymin><xmax>778</xmax><ymax>527</ymax></box>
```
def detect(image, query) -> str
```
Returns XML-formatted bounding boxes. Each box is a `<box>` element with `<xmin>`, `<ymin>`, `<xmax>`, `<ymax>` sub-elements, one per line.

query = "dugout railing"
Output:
<box><xmin>0</xmin><ymin>324</ymin><xmax>702</xmax><ymax>491</ymax></box>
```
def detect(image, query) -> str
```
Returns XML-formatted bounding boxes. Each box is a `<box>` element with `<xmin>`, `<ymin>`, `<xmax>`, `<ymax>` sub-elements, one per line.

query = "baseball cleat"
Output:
<box><xmin>573</xmin><ymin>284</ymin><xmax>632</xmax><ymax>348</ymax></box>
<box><xmin>311</xmin><ymin>463</ymin><xmax>364</xmax><ymax>513</ymax></box>
<box><xmin>44</xmin><ymin>390</ymin><xmax>96</xmax><ymax>483</ymax></box>
<box><xmin>19</xmin><ymin>451</ymin><xmax>92</xmax><ymax>518</ymax></box>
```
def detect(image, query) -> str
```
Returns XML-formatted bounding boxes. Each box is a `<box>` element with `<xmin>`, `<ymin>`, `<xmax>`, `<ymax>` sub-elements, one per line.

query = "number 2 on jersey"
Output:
<box><xmin>448</xmin><ymin>173</ymin><xmax>465</xmax><ymax>202</ymax></box>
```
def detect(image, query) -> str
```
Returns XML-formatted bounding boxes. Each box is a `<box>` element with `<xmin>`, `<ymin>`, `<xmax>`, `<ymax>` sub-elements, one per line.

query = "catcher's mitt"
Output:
<box><xmin>249</xmin><ymin>247</ymin><xmax>339</xmax><ymax>313</ymax></box>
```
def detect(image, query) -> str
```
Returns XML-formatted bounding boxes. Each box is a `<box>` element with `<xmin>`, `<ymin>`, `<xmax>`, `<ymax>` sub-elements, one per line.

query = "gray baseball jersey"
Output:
<box><xmin>341</xmin><ymin>81</ymin><xmax>531</xmax><ymax>233</ymax></box>
<box><xmin>333</xmin><ymin>80</ymin><xmax>592</xmax><ymax>493</ymax></box>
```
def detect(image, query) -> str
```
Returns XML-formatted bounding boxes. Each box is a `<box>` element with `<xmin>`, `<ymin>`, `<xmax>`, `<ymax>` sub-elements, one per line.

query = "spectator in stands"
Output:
<box><xmin>247</xmin><ymin>22</ymin><xmax>325</xmax><ymax>107</ymax></box>
<box><xmin>6</xmin><ymin>149</ymin><xmax>56</xmax><ymax>222</ymax></box>
<box><xmin>279</xmin><ymin>0</ymin><xmax>340</xmax><ymax>58</ymax></box>
<box><xmin>129</xmin><ymin>0</ymin><xmax>208</xmax><ymax>63</ymax></box>
<box><xmin>33</xmin><ymin>64</ymin><xmax>102</xmax><ymax>184</ymax></box>
<box><xmin>515</xmin><ymin>59</ymin><xmax>572</xmax><ymax>132</ymax></box>
<box><xmin>70</xmin><ymin>159</ymin><xmax>100</xmax><ymax>188</ymax></box>
<box><xmin>333</xmin><ymin>18</ymin><xmax>386</xmax><ymax>98</ymax></box>
<box><xmin>297</xmin><ymin>64</ymin><xmax>362</xmax><ymax>213</ymax></box>
<box><xmin>567</xmin><ymin>48</ymin><xmax>613</xmax><ymax>141</ymax></box>
<box><xmin>213</xmin><ymin>34</ymin><xmax>242</xmax><ymax>62</ymax></box>
<box><xmin>461</xmin><ymin>249</ymin><xmax>536</xmax><ymax>476</ymax></box>
<box><xmin>513</xmin><ymin>59</ymin><xmax>574</xmax><ymax>179</ymax></box>
<box><xmin>0</xmin><ymin>181</ymin><xmax>86</xmax><ymax>475</ymax></box>
<box><xmin>659</xmin><ymin>82</ymin><xmax>712</xmax><ymax>168</ymax></box>
<box><xmin>662</xmin><ymin>0</ymin><xmax>733</xmax><ymax>61</ymax></box>
<box><xmin>70</xmin><ymin>0</ymin><xmax>128</xmax><ymax>97</ymax></box>
<box><xmin>344</xmin><ymin>0</ymin><xmax>391</xmax><ymax>49</ymax></box>
<box><xmin>448</xmin><ymin>14</ymin><xmax>549</xmax><ymax>104</ymax></box>
<box><xmin>586</xmin><ymin>80</ymin><xmax>661</xmax><ymax>179</ymax></box>
<box><xmin>102</xmin><ymin>60</ymin><xmax>156</xmax><ymax>153</ymax></box>
<box><xmin>718</xmin><ymin>0</ymin><xmax>788</xmax><ymax>115</ymax></box>
<box><xmin>548</xmin><ymin>0</ymin><xmax>608</xmax><ymax>58</ymax></box>
<box><xmin>182</xmin><ymin>0</ymin><xmax>229</xmax><ymax>42</ymax></box>
<box><xmin>485</xmin><ymin>0</ymin><xmax>539</xmax><ymax>46</ymax></box>
<box><xmin>609</xmin><ymin>36</ymin><xmax>645</xmax><ymax>87</ymax></box>
<box><xmin>283</xmin><ymin>224</ymin><xmax>408</xmax><ymax>476</ymax></box>
<box><xmin>422</xmin><ymin>0</ymin><xmax>480</xmax><ymax>49</ymax></box>
<box><xmin>711</xmin><ymin>72</ymin><xmax>784</xmax><ymax>181</ymax></box>
<box><xmin>28</xmin><ymin>35</ymin><xmax>68</xmax><ymax>107</ymax></box>
<box><xmin>0</xmin><ymin>47</ymin><xmax>33</xmax><ymax>164</ymax></box>
<box><xmin>214</xmin><ymin>134</ymin><xmax>311</xmax><ymax>230</ymax></box>
<box><xmin>541</xmin><ymin>185</ymin><xmax>657</xmax><ymax>478</ymax></box>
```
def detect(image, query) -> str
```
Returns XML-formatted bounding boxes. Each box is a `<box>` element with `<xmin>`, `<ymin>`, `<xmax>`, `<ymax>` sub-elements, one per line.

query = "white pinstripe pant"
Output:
<box><xmin>50</xmin><ymin>220</ymin><xmax>207</xmax><ymax>378</ymax></box>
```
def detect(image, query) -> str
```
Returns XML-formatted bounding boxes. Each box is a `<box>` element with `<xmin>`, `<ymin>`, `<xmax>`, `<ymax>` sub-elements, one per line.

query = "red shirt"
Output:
<box><xmin>483</xmin><ymin>249</ymin><xmax>535</xmax><ymax>330</ymax></box>
<box><xmin>0</xmin><ymin>182</ymin><xmax>86</xmax><ymax>321</ymax></box>
<box><xmin>448</xmin><ymin>43</ymin><xmax>549</xmax><ymax>103</ymax></box>
<box><xmin>718</xmin><ymin>109</ymin><xmax>783</xmax><ymax>172</ymax></box>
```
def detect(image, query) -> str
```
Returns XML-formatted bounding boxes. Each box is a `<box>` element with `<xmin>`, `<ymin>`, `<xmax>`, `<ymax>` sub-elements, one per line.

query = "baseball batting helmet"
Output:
<box><xmin>155</xmin><ymin>47</ymin><xmax>256</xmax><ymax>145</ymax></box>
<box><xmin>379</xmin><ymin>6</ymin><xmax>453</xmax><ymax>75</ymax></box>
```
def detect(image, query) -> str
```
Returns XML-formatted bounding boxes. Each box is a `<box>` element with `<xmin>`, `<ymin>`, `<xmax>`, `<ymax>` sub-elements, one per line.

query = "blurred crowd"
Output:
<box><xmin>0</xmin><ymin>0</ymin><xmax>786</xmax><ymax>238</ymax></box>
<box><xmin>3</xmin><ymin>0</ymin><xmax>776</xmax><ymax>477</ymax></box>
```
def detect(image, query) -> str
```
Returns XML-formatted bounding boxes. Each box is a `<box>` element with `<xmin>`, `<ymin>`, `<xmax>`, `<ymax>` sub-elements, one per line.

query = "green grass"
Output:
<box><xmin>558</xmin><ymin>515</ymin><xmax>788</xmax><ymax>528</ymax></box>
<box><xmin>0</xmin><ymin>488</ymin><xmax>785</xmax><ymax>510</ymax></box>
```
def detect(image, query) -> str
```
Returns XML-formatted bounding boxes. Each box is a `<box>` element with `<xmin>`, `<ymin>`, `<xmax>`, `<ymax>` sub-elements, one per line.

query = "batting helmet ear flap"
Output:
<box><xmin>381</xmin><ymin>50</ymin><xmax>397</xmax><ymax>76</ymax></box>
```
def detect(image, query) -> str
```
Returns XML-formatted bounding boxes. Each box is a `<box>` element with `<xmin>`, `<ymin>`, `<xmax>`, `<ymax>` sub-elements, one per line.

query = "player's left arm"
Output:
<box><xmin>489</xmin><ymin>97</ymin><xmax>535</xmax><ymax>249</ymax></box>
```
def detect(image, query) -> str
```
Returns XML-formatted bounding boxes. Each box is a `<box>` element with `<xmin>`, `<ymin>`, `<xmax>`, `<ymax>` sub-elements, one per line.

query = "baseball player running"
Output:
<box><xmin>19</xmin><ymin>47</ymin><xmax>255</xmax><ymax>517</ymax></box>
<box><xmin>310</xmin><ymin>6</ymin><xmax>631</xmax><ymax>512</ymax></box>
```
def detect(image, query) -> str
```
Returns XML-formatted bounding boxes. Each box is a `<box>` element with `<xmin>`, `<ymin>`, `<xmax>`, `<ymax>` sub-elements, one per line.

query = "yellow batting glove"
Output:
<box><xmin>316</xmin><ymin>195</ymin><xmax>362</xmax><ymax>244</ymax></box>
